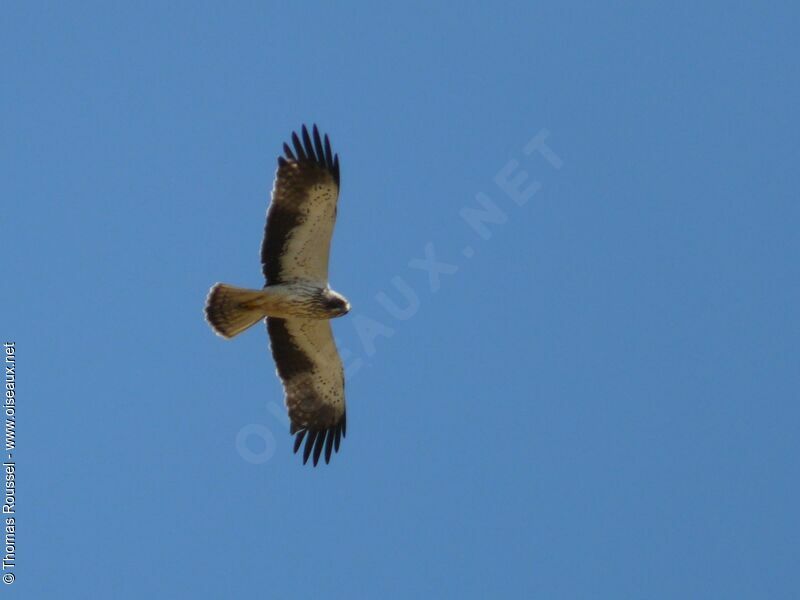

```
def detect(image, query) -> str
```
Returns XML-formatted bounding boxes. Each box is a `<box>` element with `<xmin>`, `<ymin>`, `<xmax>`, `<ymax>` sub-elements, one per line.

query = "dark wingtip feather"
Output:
<box><xmin>312</xmin><ymin>430</ymin><xmax>326</xmax><ymax>466</ymax></box>
<box><xmin>324</xmin><ymin>135</ymin><xmax>333</xmax><ymax>167</ymax></box>
<box><xmin>301</xmin><ymin>125</ymin><xmax>315</xmax><ymax>162</ymax></box>
<box><xmin>324</xmin><ymin>430</ymin><xmax>334</xmax><ymax>464</ymax></box>
<box><xmin>333</xmin><ymin>154</ymin><xmax>340</xmax><ymax>183</ymax></box>
<box><xmin>293</xmin><ymin>429</ymin><xmax>306</xmax><ymax>453</ymax></box>
<box><xmin>280</xmin><ymin>126</ymin><xmax>340</xmax><ymax>185</ymax></box>
<box><xmin>303</xmin><ymin>430</ymin><xmax>318</xmax><ymax>464</ymax></box>
<box><xmin>291</xmin><ymin>132</ymin><xmax>306</xmax><ymax>160</ymax></box>
<box><xmin>312</xmin><ymin>125</ymin><xmax>325</xmax><ymax>165</ymax></box>
<box><xmin>290</xmin><ymin>416</ymin><xmax>346</xmax><ymax>466</ymax></box>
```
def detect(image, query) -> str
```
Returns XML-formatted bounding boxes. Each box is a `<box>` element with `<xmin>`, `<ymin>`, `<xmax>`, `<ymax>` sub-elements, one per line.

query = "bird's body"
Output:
<box><xmin>205</xmin><ymin>125</ymin><xmax>350</xmax><ymax>466</ymax></box>
<box><xmin>207</xmin><ymin>280</ymin><xmax>348</xmax><ymax>326</ymax></box>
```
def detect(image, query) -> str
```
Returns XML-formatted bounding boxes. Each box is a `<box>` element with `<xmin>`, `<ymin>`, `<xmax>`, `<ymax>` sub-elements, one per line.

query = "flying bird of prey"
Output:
<box><xmin>205</xmin><ymin>125</ymin><xmax>350</xmax><ymax>466</ymax></box>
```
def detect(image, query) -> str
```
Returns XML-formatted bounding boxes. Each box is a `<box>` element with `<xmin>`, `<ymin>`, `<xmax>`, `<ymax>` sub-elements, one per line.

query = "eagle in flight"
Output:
<box><xmin>205</xmin><ymin>125</ymin><xmax>349</xmax><ymax>466</ymax></box>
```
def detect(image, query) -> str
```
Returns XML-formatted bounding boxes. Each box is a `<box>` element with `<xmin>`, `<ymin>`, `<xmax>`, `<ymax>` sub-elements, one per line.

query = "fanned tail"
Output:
<box><xmin>205</xmin><ymin>283</ymin><xmax>267</xmax><ymax>339</ymax></box>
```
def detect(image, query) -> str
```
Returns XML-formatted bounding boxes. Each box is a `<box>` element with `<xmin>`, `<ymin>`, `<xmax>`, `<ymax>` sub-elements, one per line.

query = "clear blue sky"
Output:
<box><xmin>3</xmin><ymin>2</ymin><xmax>799</xmax><ymax>598</ymax></box>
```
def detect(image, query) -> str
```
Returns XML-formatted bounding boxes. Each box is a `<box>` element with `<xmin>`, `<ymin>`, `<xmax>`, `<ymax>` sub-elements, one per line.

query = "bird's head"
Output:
<box><xmin>325</xmin><ymin>290</ymin><xmax>351</xmax><ymax>318</ymax></box>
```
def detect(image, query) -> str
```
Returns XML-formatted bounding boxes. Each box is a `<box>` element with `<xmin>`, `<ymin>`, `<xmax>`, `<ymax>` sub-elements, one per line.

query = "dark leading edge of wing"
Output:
<box><xmin>291</xmin><ymin>416</ymin><xmax>347</xmax><ymax>466</ymax></box>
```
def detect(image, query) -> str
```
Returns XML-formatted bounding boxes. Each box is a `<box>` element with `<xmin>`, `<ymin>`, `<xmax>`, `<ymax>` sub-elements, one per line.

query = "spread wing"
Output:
<box><xmin>267</xmin><ymin>317</ymin><xmax>346</xmax><ymax>466</ymax></box>
<box><xmin>261</xmin><ymin>125</ymin><xmax>340</xmax><ymax>285</ymax></box>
